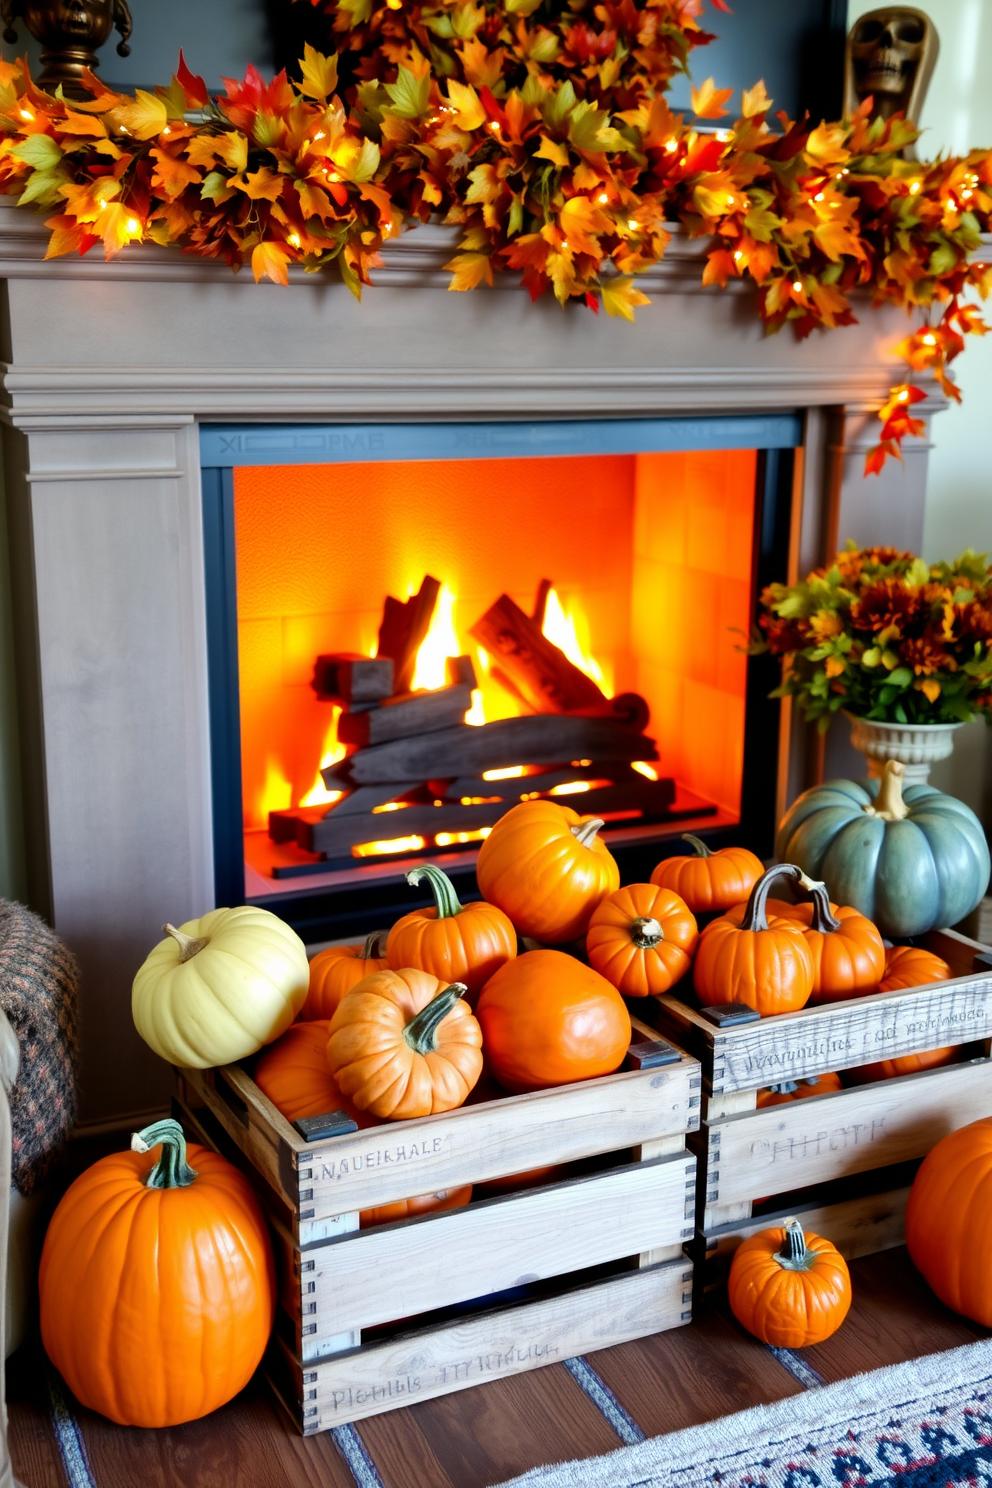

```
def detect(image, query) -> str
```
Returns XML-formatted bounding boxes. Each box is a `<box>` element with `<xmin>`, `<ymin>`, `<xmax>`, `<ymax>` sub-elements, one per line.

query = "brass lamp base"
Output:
<box><xmin>1</xmin><ymin>0</ymin><xmax>133</xmax><ymax>98</ymax></box>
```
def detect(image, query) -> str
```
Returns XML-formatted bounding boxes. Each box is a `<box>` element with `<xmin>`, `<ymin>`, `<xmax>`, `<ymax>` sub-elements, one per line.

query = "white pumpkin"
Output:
<box><xmin>132</xmin><ymin>906</ymin><xmax>309</xmax><ymax>1068</ymax></box>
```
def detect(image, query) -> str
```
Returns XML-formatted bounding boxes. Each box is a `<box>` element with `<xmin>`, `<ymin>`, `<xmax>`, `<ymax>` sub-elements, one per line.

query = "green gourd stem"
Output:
<box><xmin>867</xmin><ymin>760</ymin><xmax>910</xmax><ymax>823</ymax></box>
<box><xmin>406</xmin><ymin>864</ymin><xmax>464</xmax><ymax>918</ymax></box>
<box><xmin>630</xmin><ymin>916</ymin><xmax>664</xmax><ymax>949</ymax></box>
<box><xmin>358</xmin><ymin>930</ymin><xmax>389</xmax><ymax>959</ymax></box>
<box><xmin>404</xmin><ymin>982</ymin><xmax>468</xmax><ymax>1054</ymax></box>
<box><xmin>681</xmin><ymin>834</ymin><xmax>712</xmax><ymax>858</ymax></box>
<box><xmin>738</xmin><ymin>864</ymin><xmax>806</xmax><ymax>934</ymax></box>
<box><xmin>131</xmin><ymin>1118</ymin><xmax>198</xmax><ymax>1190</ymax></box>
<box><xmin>775</xmin><ymin>1217</ymin><xmax>818</xmax><ymax>1272</ymax></box>
<box><xmin>571</xmin><ymin>818</ymin><xmax>605</xmax><ymax>849</ymax></box>
<box><xmin>163</xmin><ymin>922</ymin><xmax>208</xmax><ymax>964</ymax></box>
<box><xmin>799</xmin><ymin>871</ymin><xmax>842</xmax><ymax>934</ymax></box>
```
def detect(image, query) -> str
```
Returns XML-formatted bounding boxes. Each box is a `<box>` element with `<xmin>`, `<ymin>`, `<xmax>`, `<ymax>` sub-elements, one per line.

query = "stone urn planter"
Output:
<box><xmin>845</xmin><ymin>713</ymin><xmax>964</xmax><ymax>786</ymax></box>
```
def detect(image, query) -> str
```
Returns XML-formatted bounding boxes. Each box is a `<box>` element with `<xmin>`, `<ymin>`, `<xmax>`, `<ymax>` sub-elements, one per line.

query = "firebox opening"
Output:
<box><xmin>229</xmin><ymin>441</ymin><xmax>759</xmax><ymax>899</ymax></box>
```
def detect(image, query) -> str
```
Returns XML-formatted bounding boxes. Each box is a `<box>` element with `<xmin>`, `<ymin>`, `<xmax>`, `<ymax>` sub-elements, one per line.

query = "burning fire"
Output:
<box><xmin>299</xmin><ymin>706</ymin><xmax>347</xmax><ymax>807</ymax></box>
<box><xmin>411</xmin><ymin>585</ymin><xmax>460</xmax><ymax>691</ymax></box>
<box><xmin>353</xmin><ymin>835</ymin><xmax>427</xmax><ymax>857</ymax></box>
<box><xmin>541</xmin><ymin>587</ymin><xmax>611</xmax><ymax>695</ymax></box>
<box><xmin>258</xmin><ymin>757</ymin><xmax>292</xmax><ymax>820</ymax></box>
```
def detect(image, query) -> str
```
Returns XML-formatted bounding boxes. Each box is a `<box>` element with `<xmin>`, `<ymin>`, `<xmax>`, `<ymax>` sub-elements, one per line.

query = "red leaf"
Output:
<box><xmin>585</xmin><ymin>291</ymin><xmax>600</xmax><ymax>313</ymax></box>
<box><xmin>177</xmin><ymin>50</ymin><xmax>208</xmax><ymax>108</ymax></box>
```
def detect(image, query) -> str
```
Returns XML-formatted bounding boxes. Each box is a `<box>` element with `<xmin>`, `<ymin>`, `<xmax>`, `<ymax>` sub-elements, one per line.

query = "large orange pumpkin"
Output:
<box><xmin>386</xmin><ymin>864</ymin><xmax>517</xmax><ymax>997</ymax></box>
<box><xmin>693</xmin><ymin>865</ymin><xmax>815</xmax><ymax>1016</ymax></box>
<box><xmin>728</xmin><ymin>1218</ymin><xmax>851</xmax><ymax>1346</ymax></box>
<box><xmin>906</xmin><ymin>1116</ymin><xmax>992</xmax><ymax>1325</ymax></box>
<box><xmin>39</xmin><ymin>1119</ymin><xmax>274</xmax><ymax>1427</ymax></box>
<box><xmin>742</xmin><ymin>883</ymin><xmax>885</xmax><ymax>1004</ymax></box>
<box><xmin>326</xmin><ymin>968</ymin><xmax>483</xmax><ymax>1119</ymax></box>
<box><xmin>302</xmin><ymin>932</ymin><xmax>388</xmax><ymax>1021</ymax></box>
<box><xmin>254</xmin><ymin>1020</ymin><xmax>375</xmax><ymax>1127</ymax></box>
<box><xmin>476</xmin><ymin>949</ymin><xmax>631</xmax><ymax>1093</ymax></box>
<box><xmin>586</xmin><ymin>883</ymin><xmax>697</xmax><ymax>997</ymax></box>
<box><xmin>360</xmin><ymin>1185</ymin><xmax>473</xmax><ymax>1229</ymax></box>
<box><xmin>879</xmin><ymin>944</ymin><xmax>952</xmax><ymax>992</ymax></box>
<box><xmin>650</xmin><ymin>834</ymin><xmax>764</xmax><ymax>915</ymax></box>
<box><xmin>756</xmin><ymin>1073</ymin><xmax>843</xmax><ymax>1107</ymax></box>
<box><xmin>475</xmin><ymin>800</ymin><xmax>620</xmax><ymax>944</ymax></box>
<box><xmin>848</xmin><ymin>1047</ymin><xmax>958</xmax><ymax>1083</ymax></box>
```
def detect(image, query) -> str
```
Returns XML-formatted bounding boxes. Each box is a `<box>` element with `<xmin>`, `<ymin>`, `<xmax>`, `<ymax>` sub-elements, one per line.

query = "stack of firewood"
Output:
<box><xmin>268</xmin><ymin>576</ymin><xmax>699</xmax><ymax>866</ymax></box>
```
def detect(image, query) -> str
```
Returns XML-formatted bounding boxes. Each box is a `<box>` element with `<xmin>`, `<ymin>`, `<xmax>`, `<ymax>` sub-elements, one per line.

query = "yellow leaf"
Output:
<box><xmin>110</xmin><ymin>89</ymin><xmax>169</xmax><ymax>141</ymax></box>
<box><xmin>813</xmin><ymin>219</ymin><xmax>862</xmax><ymax>262</ymax></box>
<box><xmin>806</xmin><ymin>121</ymin><xmax>849</xmax><ymax>167</ymax></box>
<box><xmin>56</xmin><ymin>107</ymin><xmax>108</xmax><ymax>139</ymax></box>
<box><xmin>465</xmin><ymin>163</ymin><xmax>502</xmax><ymax>205</ymax></box>
<box><xmin>601</xmin><ymin>275</ymin><xmax>650</xmax><ymax>321</ymax></box>
<box><xmin>252</xmin><ymin>242</ymin><xmax>291</xmax><ymax>286</ymax></box>
<box><xmin>916</xmin><ymin>678</ymin><xmax>941</xmax><ymax>703</ymax></box>
<box><xmin>184</xmin><ymin>135</ymin><xmax>220</xmax><ymax>170</ymax></box>
<box><xmin>535</xmin><ymin>134</ymin><xmax>570</xmax><ymax>168</ymax></box>
<box><xmin>690</xmin><ymin>77</ymin><xmax>733</xmax><ymax>120</ymax></box>
<box><xmin>92</xmin><ymin>201</ymin><xmax>135</xmax><ymax>258</ymax></box>
<box><xmin>559</xmin><ymin>194</ymin><xmax>612</xmax><ymax>255</ymax></box>
<box><xmin>445</xmin><ymin>251</ymin><xmax>494</xmax><ymax>291</ymax></box>
<box><xmin>446</xmin><ymin>80</ymin><xmax>486</xmax><ymax>132</ymax></box>
<box><xmin>216</xmin><ymin>132</ymin><xmax>249</xmax><ymax>173</ymax></box>
<box><xmin>238</xmin><ymin>167</ymin><xmax>284</xmax><ymax>202</ymax></box>
<box><xmin>300</xmin><ymin>43</ymin><xmax>339</xmax><ymax>102</ymax></box>
<box><xmin>58</xmin><ymin>176</ymin><xmax>121</xmax><ymax>223</ymax></box>
<box><xmin>43</xmin><ymin>214</ymin><xmax>88</xmax><ymax>259</ymax></box>
<box><xmin>741</xmin><ymin>80</ymin><xmax>771</xmax><ymax>118</ymax></box>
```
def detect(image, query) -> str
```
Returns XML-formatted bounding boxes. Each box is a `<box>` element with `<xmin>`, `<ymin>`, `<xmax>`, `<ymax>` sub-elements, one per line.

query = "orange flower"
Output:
<box><xmin>810</xmin><ymin>610</ymin><xmax>844</xmax><ymax>639</ymax></box>
<box><xmin>900</xmin><ymin>635</ymin><xmax>954</xmax><ymax>676</ymax></box>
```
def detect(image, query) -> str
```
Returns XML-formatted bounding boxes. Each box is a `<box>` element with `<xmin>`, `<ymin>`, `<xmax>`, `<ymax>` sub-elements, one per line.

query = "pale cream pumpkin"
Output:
<box><xmin>132</xmin><ymin>907</ymin><xmax>309</xmax><ymax>1068</ymax></box>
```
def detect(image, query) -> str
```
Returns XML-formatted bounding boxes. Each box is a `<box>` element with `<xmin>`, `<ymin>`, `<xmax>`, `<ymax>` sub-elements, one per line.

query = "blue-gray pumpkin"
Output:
<box><xmin>775</xmin><ymin>760</ymin><xmax>990</xmax><ymax>938</ymax></box>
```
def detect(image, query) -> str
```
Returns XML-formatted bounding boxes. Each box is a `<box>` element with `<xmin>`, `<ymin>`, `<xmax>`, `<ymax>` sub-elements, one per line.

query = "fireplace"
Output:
<box><xmin>201</xmin><ymin>414</ymin><xmax>800</xmax><ymax>944</ymax></box>
<box><xmin>0</xmin><ymin>204</ymin><xmax>940</xmax><ymax>1125</ymax></box>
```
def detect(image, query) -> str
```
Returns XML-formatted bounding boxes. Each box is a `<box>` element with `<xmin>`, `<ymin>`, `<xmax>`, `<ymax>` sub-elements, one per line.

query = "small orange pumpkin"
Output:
<box><xmin>849</xmin><ymin>1047</ymin><xmax>958</xmax><ymax>1083</ymax></box>
<box><xmin>360</xmin><ymin>1185</ymin><xmax>473</xmax><ymax>1229</ymax></box>
<box><xmin>693</xmin><ymin>864</ymin><xmax>815</xmax><ymax>1016</ymax></box>
<box><xmin>906</xmin><ymin>1116</ymin><xmax>992</xmax><ymax>1324</ymax></box>
<box><xmin>756</xmin><ymin>1073</ymin><xmax>843</xmax><ymax>1108</ymax></box>
<box><xmin>39</xmin><ymin>1119</ymin><xmax>274</xmax><ymax>1427</ymax></box>
<box><xmin>475</xmin><ymin>800</ymin><xmax>620</xmax><ymax>944</ymax></box>
<box><xmin>386</xmin><ymin>865</ymin><xmax>517</xmax><ymax>997</ymax></box>
<box><xmin>254</xmin><ymin>1020</ymin><xmax>376</xmax><ymax>1128</ymax></box>
<box><xmin>302</xmin><ymin>932</ymin><xmax>389</xmax><ymax>1021</ymax></box>
<box><xmin>586</xmin><ymin>883</ymin><xmax>697</xmax><ymax>997</ymax></box>
<box><xmin>650</xmin><ymin>834</ymin><xmax>764</xmax><ymax>916</ymax></box>
<box><xmin>327</xmin><ymin>968</ymin><xmax>483</xmax><ymax>1119</ymax></box>
<box><xmin>742</xmin><ymin>881</ymin><xmax>885</xmax><ymax>1004</ymax></box>
<box><xmin>474</xmin><ymin>1165</ymin><xmax>563</xmax><ymax>1196</ymax></box>
<box><xmin>728</xmin><ymin>1217</ymin><xmax>851</xmax><ymax>1347</ymax></box>
<box><xmin>879</xmin><ymin>943</ymin><xmax>952</xmax><ymax>992</ymax></box>
<box><xmin>476</xmin><ymin>949</ymin><xmax>631</xmax><ymax>1093</ymax></box>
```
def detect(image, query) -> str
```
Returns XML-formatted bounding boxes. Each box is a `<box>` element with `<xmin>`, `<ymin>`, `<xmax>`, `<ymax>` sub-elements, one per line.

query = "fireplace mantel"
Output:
<box><xmin>0</xmin><ymin>194</ymin><xmax>941</xmax><ymax>1127</ymax></box>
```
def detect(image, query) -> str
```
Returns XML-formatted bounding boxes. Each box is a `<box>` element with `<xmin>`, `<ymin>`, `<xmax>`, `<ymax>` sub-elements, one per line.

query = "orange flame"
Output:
<box><xmin>541</xmin><ymin>587</ymin><xmax>611</xmax><ymax>695</ymax></box>
<box><xmin>299</xmin><ymin>706</ymin><xmax>346</xmax><ymax>807</ymax></box>
<box><xmin>258</xmin><ymin>756</ymin><xmax>292</xmax><ymax>820</ymax></box>
<box><xmin>353</xmin><ymin>835</ymin><xmax>427</xmax><ymax>857</ymax></box>
<box><xmin>411</xmin><ymin>585</ymin><xmax>460</xmax><ymax>691</ymax></box>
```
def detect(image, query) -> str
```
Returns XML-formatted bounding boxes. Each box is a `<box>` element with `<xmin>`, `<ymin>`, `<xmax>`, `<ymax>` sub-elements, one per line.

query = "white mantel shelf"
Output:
<box><xmin>0</xmin><ymin>190</ymin><xmax>940</xmax><ymax>1129</ymax></box>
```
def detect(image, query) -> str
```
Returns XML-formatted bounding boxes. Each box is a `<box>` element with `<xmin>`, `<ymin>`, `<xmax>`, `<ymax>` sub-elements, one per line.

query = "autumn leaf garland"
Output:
<box><xmin>0</xmin><ymin>0</ymin><xmax>988</xmax><ymax>474</ymax></box>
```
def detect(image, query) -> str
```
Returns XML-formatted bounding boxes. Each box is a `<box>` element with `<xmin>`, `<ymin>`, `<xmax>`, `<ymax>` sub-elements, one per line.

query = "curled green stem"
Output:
<box><xmin>404</xmin><ymin>983</ymin><xmax>468</xmax><ymax>1054</ymax></box>
<box><xmin>131</xmin><ymin>1118</ymin><xmax>198</xmax><ymax>1190</ymax></box>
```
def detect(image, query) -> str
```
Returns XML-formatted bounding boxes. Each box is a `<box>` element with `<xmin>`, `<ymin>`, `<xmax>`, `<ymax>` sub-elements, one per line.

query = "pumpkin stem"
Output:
<box><xmin>799</xmin><ymin>872</ymin><xmax>842</xmax><ymax>934</ymax></box>
<box><xmin>406</xmin><ymin>865</ymin><xmax>463</xmax><ymax>919</ymax></box>
<box><xmin>865</xmin><ymin>759</ymin><xmax>910</xmax><ymax>823</ymax></box>
<box><xmin>774</xmin><ymin>1217</ymin><xmax>817</xmax><ymax>1272</ymax></box>
<box><xmin>358</xmin><ymin>930</ymin><xmax>388</xmax><ymax>959</ymax></box>
<box><xmin>630</xmin><ymin>916</ymin><xmax>664</xmax><ymax>949</ymax></box>
<box><xmin>131</xmin><ymin>1118</ymin><xmax>198</xmax><ymax>1190</ymax></box>
<box><xmin>738</xmin><ymin>864</ymin><xmax>806</xmax><ymax>934</ymax></box>
<box><xmin>571</xmin><ymin>818</ymin><xmax>605</xmax><ymax>849</ymax></box>
<box><xmin>163</xmin><ymin>922</ymin><xmax>208</xmax><ymax>964</ymax></box>
<box><xmin>403</xmin><ymin>982</ymin><xmax>469</xmax><ymax>1055</ymax></box>
<box><xmin>681</xmin><ymin>834</ymin><xmax>712</xmax><ymax>859</ymax></box>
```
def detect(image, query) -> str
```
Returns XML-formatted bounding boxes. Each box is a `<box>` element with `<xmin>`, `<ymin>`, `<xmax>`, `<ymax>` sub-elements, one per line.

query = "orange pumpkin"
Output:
<box><xmin>756</xmin><ymin>1073</ymin><xmax>843</xmax><ymax>1107</ymax></box>
<box><xmin>728</xmin><ymin>1217</ymin><xmax>851</xmax><ymax>1347</ymax></box>
<box><xmin>906</xmin><ymin>1116</ymin><xmax>992</xmax><ymax>1324</ymax></box>
<box><xmin>476</xmin><ymin>949</ymin><xmax>631</xmax><ymax>1093</ymax></box>
<box><xmin>650</xmin><ymin>834</ymin><xmax>764</xmax><ymax>916</ymax></box>
<box><xmin>879</xmin><ymin>944</ymin><xmax>952</xmax><ymax>992</ymax></box>
<box><xmin>254</xmin><ymin>1020</ymin><xmax>376</xmax><ymax>1127</ymax></box>
<box><xmin>302</xmin><ymin>932</ymin><xmax>388</xmax><ymax>1021</ymax></box>
<box><xmin>586</xmin><ymin>883</ymin><xmax>697</xmax><ymax>997</ymax></box>
<box><xmin>360</xmin><ymin>1185</ymin><xmax>473</xmax><ymax>1229</ymax></box>
<box><xmin>475</xmin><ymin>800</ymin><xmax>620</xmax><ymax>944</ymax></box>
<box><xmin>326</xmin><ymin>968</ymin><xmax>483</xmax><ymax>1119</ymax></box>
<box><xmin>849</xmin><ymin>1047</ymin><xmax>958</xmax><ymax>1083</ymax></box>
<box><xmin>740</xmin><ymin>882</ymin><xmax>885</xmax><ymax>1004</ymax></box>
<box><xmin>475</xmin><ymin>1165</ymin><xmax>563</xmax><ymax>1196</ymax></box>
<box><xmin>387</xmin><ymin>864</ymin><xmax>517</xmax><ymax>997</ymax></box>
<box><xmin>693</xmin><ymin>864</ymin><xmax>815</xmax><ymax>1016</ymax></box>
<box><xmin>39</xmin><ymin>1119</ymin><xmax>274</xmax><ymax>1427</ymax></box>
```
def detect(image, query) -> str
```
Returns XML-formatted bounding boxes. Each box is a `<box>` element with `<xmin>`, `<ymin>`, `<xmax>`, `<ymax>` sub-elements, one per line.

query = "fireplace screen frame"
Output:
<box><xmin>200</xmin><ymin>413</ymin><xmax>800</xmax><ymax>944</ymax></box>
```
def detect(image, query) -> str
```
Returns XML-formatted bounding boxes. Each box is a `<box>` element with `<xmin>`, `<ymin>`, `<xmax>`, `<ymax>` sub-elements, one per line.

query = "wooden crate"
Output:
<box><xmin>176</xmin><ymin>1020</ymin><xmax>700</xmax><ymax>1432</ymax></box>
<box><xmin>647</xmin><ymin>927</ymin><xmax>992</xmax><ymax>1279</ymax></box>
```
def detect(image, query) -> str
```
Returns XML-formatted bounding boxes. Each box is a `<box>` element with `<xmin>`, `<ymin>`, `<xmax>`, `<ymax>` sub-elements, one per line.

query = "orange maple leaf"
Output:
<box><xmin>691</xmin><ymin>77</ymin><xmax>733</xmax><ymax>120</ymax></box>
<box><xmin>252</xmin><ymin>241</ymin><xmax>291</xmax><ymax>286</ymax></box>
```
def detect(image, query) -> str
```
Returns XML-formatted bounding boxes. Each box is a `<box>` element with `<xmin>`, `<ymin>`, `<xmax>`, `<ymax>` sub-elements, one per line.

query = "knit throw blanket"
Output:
<box><xmin>0</xmin><ymin>901</ymin><xmax>78</xmax><ymax>1195</ymax></box>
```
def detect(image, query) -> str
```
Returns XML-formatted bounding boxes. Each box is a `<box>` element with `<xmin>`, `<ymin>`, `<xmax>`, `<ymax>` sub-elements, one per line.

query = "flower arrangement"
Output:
<box><xmin>0</xmin><ymin>0</ymin><xmax>989</xmax><ymax>472</ymax></box>
<box><xmin>757</xmin><ymin>545</ymin><xmax>992</xmax><ymax>730</ymax></box>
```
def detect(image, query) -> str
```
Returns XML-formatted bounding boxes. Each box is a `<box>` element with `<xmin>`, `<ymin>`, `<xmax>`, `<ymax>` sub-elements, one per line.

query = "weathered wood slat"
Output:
<box><xmin>311</xmin><ymin>654</ymin><xmax>394</xmax><ymax>706</ymax></box>
<box><xmin>703</xmin><ymin>1056</ymin><xmax>992</xmax><ymax>1211</ymax></box>
<box><xmin>180</xmin><ymin>1063</ymin><xmax>306</xmax><ymax>1215</ymax></box>
<box><xmin>315</xmin><ymin>784</ymin><xmax>419</xmax><ymax>817</ymax></box>
<box><xmin>337</xmin><ymin>682</ymin><xmax>474</xmax><ymax>747</ymax></box>
<box><xmin>271</xmin><ymin>1259</ymin><xmax>692</xmax><ymax>1433</ymax></box>
<box><xmin>322</xmin><ymin>716</ymin><xmax>658</xmax><ymax>787</ymax></box>
<box><xmin>470</xmin><ymin>592</ymin><xmax>612</xmax><ymax>715</ymax></box>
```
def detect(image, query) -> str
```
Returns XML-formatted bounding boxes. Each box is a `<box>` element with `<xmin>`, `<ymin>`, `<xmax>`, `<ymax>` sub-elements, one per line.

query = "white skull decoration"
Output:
<box><xmin>844</xmin><ymin>7</ymin><xmax>939</xmax><ymax>129</ymax></box>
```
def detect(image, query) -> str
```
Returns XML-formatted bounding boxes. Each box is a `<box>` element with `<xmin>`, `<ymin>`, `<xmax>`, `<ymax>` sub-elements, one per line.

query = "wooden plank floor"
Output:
<box><xmin>9</xmin><ymin>1246</ymin><xmax>989</xmax><ymax>1488</ymax></box>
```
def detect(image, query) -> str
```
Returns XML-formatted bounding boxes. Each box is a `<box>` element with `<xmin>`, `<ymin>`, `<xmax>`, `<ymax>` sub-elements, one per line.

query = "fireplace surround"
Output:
<box><xmin>0</xmin><ymin>198</ymin><xmax>940</xmax><ymax>1127</ymax></box>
